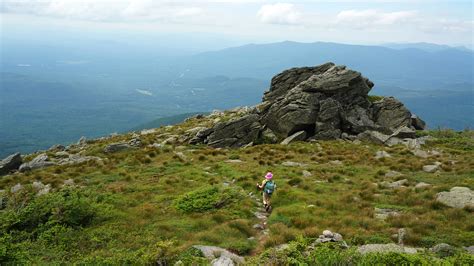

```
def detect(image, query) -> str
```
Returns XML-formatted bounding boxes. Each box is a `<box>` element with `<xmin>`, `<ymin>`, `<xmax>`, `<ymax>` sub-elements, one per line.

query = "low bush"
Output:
<box><xmin>174</xmin><ymin>186</ymin><xmax>241</xmax><ymax>213</ymax></box>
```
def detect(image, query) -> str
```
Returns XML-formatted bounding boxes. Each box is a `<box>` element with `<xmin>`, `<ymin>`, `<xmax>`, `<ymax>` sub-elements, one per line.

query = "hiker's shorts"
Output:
<box><xmin>263</xmin><ymin>192</ymin><xmax>271</xmax><ymax>205</ymax></box>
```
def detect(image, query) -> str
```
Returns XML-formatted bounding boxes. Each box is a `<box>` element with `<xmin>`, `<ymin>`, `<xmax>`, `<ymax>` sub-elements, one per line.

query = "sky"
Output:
<box><xmin>1</xmin><ymin>0</ymin><xmax>473</xmax><ymax>51</ymax></box>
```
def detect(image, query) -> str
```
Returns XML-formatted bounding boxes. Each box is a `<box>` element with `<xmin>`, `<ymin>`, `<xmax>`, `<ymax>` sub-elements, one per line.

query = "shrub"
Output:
<box><xmin>174</xmin><ymin>186</ymin><xmax>241</xmax><ymax>213</ymax></box>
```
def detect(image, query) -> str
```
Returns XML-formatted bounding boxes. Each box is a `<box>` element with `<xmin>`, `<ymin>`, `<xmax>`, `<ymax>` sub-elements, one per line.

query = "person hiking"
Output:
<box><xmin>257</xmin><ymin>172</ymin><xmax>276</xmax><ymax>212</ymax></box>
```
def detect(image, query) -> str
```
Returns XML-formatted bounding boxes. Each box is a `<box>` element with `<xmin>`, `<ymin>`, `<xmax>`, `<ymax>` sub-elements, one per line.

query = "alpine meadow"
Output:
<box><xmin>0</xmin><ymin>0</ymin><xmax>473</xmax><ymax>265</ymax></box>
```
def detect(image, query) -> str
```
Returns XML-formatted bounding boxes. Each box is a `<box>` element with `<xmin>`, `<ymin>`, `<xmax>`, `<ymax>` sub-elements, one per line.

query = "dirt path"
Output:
<box><xmin>249</xmin><ymin>191</ymin><xmax>270</xmax><ymax>250</ymax></box>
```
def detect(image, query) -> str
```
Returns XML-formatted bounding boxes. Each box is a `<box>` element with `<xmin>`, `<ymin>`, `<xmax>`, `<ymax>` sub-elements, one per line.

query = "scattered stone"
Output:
<box><xmin>148</xmin><ymin>143</ymin><xmax>164</xmax><ymax>149</ymax></box>
<box><xmin>77</xmin><ymin>136</ymin><xmax>87</xmax><ymax>146</ymax></box>
<box><xmin>55</xmin><ymin>151</ymin><xmax>70</xmax><ymax>158</ymax></box>
<box><xmin>375</xmin><ymin>150</ymin><xmax>391</xmax><ymax>159</ymax></box>
<box><xmin>423</xmin><ymin>163</ymin><xmax>441</xmax><ymax>173</ymax></box>
<box><xmin>357</xmin><ymin>131</ymin><xmax>391</xmax><ymax>145</ymax></box>
<box><xmin>374</xmin><ymin>208</ymin><xmax>400</xmax><ymax>220</ymax></box>
<box><xmin>385</xmin><ymin>170</ymin><xmax>403</xmax><ymax>178</ymax></box>
<box><xmin>129</xmin><ymin>138</ymin><xmax>142</xmax><ymax>147</ymax></box>
<box><xmin>398</xmin><ymin>228</ymin><xmax>406</xmax><ymax>245</ymax></box>
<box><xmin>37</xmin><ymin>184</ymin><xmax>51</xmax><ymax>196</ymax></box>
<box><xmin>253</xmin><ymin>224</ymin><xmax>264</xmax><ymax>230</ymax></box>
<box><xmin>225</xmin><ymin>159</ymin><xmax>243</xmax><ymax>163</ymax></box>
<box><xmin>280</xmin><ymin>131</ymin><xmax>307</xmax><ymax>145</ymax></box>
<box><xmin>302</xmin><ymin>170</ymin><xmax>312</xmax><ymax>177</ymax></box>
<box><xmin>140</xmin><ymin>128</ymin><xmax>157</xmax><ymax>135</ymax></box>
<box><xmin>312</xmin><ymin>230</ymin><xmax>348</xmax><ymax>248</ymax></box>
<box><xmin>11</xmin><ymin>183</ymin><xmax>23</xmax><ymax>193</ymax></box>
<box><xmin>436</xmin><ymin>187</ymin><xmax>474</xmax><ymax>209</ymax></box>
<box><xmin>211</xmin><ymin>256</ymin><xmax>234</xmax><ymax>266</ymax></box>
<box><xmin>32</xmin><ymin>181</ymin><xmax>45</xmax><ymax>190</ymax></box>
<box><xmin>63</xmin><ymin>179</ymin><xmax>75</xmax><ymax>186</ymax></box>
<box><xmin>415</xmin><ymin>182</ymin><xmax>431</xmax><ymax>189</ymax></box>
<box><xmin>103</xmin><ymin>143</ymin><xmax>132</xmax><ymax>153</ymax></box>
<box><xmin>19</xmin><ymin>154</ymin><xmax>56</xmax><ymax>172</ymax></box>
<box><xmin>411</xmin><ymin>114</ymin><xmax>426</xmax><ymax>130</ymax></box>
<box><xmin>464</xmin><ymin>246</ymin><xmax>474</xmax><ymax>255</ymax></box>
<box><xmin>412</xmin><ymin>149</ymin><xmax>429</xmax><ymax>158</ymax></box>
<box><xmin>162</xmin><ymin>136</ymin><xmax>179</xmax><ymax>145</ymax></box>
<box><xmin>391</xmin><ymin>126</ymin><xmax>416</xmax><ymax>139</ymax></box>
<box><xmin>193</xmin><ymin>245</ymin><xmax>244</xmax><ymax>265</ymax></box>
<box><xmin>358</xmin><ymin>243</ymin><xmax>416</xmax><ymax>255</ymax></box>
<box><xmin>58</xmin><ymin>154</ymin><xmax>102</xmax><ymax>166</ymax></box>
<box><xmin>0</xmin><ymin>153</ymin><xmax>22</xmax><ymax>175</ymax></box>
<box><xmin>430</xmin><ymin>243</ymin><xmax>456</xmax><ymax>258</ymax></box>
<box><xmin>329</xmin><ymin>160</ymin><xmax>343</xmax><ymax>166</ymax></box>
<box><xmin>380</xmin><ymin>179</ymin><xmax>409</xmax><ymax>189</ymax></box>
<box><xmin>174</xmin><ymin>152</ymin><xmax>187</xmax><ymax>162</ymax></box>
<box><xmin>282</xmin><ymin>161</ymin><xmax>307</xmax><ymax>167</ymax></box>
<box><xmin>49</xmin><ymin>144</ymin><xmax>65</xmax><ymax>151</ymax></box>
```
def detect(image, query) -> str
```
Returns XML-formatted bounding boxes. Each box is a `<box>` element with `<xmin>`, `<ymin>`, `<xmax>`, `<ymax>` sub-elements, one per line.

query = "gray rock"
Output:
<box><xmin>280</xmin><ymin>131</ymin><xmax>307</xmax><ymax>145</ymax></box>
<box><xmin>411</xmin><ymin>114</ymin><xmax>426</xmax><ymax>130</ymax></box>
<box><xmin>436</xmin><ymin>187</ymin><xmax>474</xmax><ymax>209</ymax></box>
<box><xmin>11</xmin><ymin>183</ymin><xmax>23</xmax><ymax>193</ymax></box>
<box><xmin>413</xmin><ymin>149</ymin><xmax>429</xmax><ymax>158</ymax></box>
<box><xmin>380</xmin><ymin>179</ymin><xmax>408</xmax><ymax>189</ymax></box>
<box><xmin>358</xmin><ymin>243</ymin><xmax>416</xmax><ymax>254</ymax></box>
<box><xmin>430</xmin><ymin>243</ymin><xmax>456</xmax><ymax>258</ymax></box>
<box><xmin>0</xmin><ymin>153</ymin><xmax>22</xmax><ymax>175</ymax></box>
<box><xmin>323</xmin><ymin>230</ymin><xmax>334</xmax><ymax>238</ymax></box>
<box><xmin>423</xmin><ymin>164</ymin><xmax>440</xmax><ymax>173</ymax></box>
<box><xmin>77</xmin><ymin>136</ymin><xmax>87</xmax><ymax>146</ymax></box>
<box><xmin>357</xmin><ymin>131</ymin><xmax>391</xmax><ymax>145</ymax></box>
<box><xmin>58</xmin><ymin>154</ymin><xmax>102</xmax><ymax>165</ymax></box>
<box><xmin>302</xmin><ymin>170</ymin><xmax>312</xmax><ymax>177</ymax></box>
<box><xmin>174</xmin><ymin>152</ymin><xmax>187</xmax><ymax>162</ymax></box>
<box><xmin>128</xmin><ymin>138</ymin><xmax>142</xmax><ymax>147</ymax></box>
<box><xmin>193</xmin><ymin>245</ymin><xmax>244</xmax><ymax>265</ymax></box>
<box><xmin>37</xmin><ymin>184</ymin><xmax>51</xmax><ymax>196</ymax></box>
<box><xmin>385</xmin><ymin>171</ymin><xmax>403</xmax><ymax>178</ymax></box>
<box><xmin>49</xmin><ymin>144</ymin><xmax>65</xmax><ymax>151</ymax></box>
<box><xmin>282</xmin><ymin>161</ymin><xmax>306</xmax><ymax>167</ymax></box>
<box><xmin>19</xmin><ymin>154</ymin><xmax>56</xmax><ymax>172</ymax></box>
<box><xmin>374</xmin><ymin>207</ymin><xmax>401</xmax><ymax>220</ymax></box>
<box><xmin>260</xmin><ymin>128</ymin><xmax>278</xmax><ymax>144</ymax></box>
<box><xmin>375</xmin><ymin>150</ymin><xmax>391</xmax><ymax>159</ymax></box>
<box><xmin>63</xmin><ymin>179</ymin><xmax>75</xmax><ymax>186</ymax></box>
<box><xmin>329</xmin><ymin>160</ymin><xmax>343</xmax><ymax>166</ymax></box>
<box><xmin>415</xmin><ymin>182</ymin><xmax>431</xmax><ymax>189</ymax></box>
<box><xmin>206</xmin><ymin>114</ymin><xmax>262</xmax><ymax>148</ymax></box>
<box><xmin>464</xmin><ymin>246</ymin><xmax>474</xmax><ymax>255</ymax></box>
<box><xmin>212</xmin><ymin>256</ymin><xmax>234</xmax><ymax>266</ymax></box>
<box><xmin>225</xmin><ymin>159</ymin><xmax>243</xmax><ymax>163</ymax></box>
<box><xmin>103</xmin><ymin>143</ymin><xmax>132</xmax><ymax>153</ymax></box>
<box><xmin>372</xmin><ymin>97</ymin><xmax>412</xmax><ymax>131</ymax></box>
<box><xmin>391</xmin><ymin>126</ymin><xmax>416</xmax><ymax>139</ymax></box>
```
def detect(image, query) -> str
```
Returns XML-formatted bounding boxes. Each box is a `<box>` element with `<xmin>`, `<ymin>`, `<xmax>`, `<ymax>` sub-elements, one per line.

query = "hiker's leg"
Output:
<box><xmin>262</xmin><ymin>192</ymin><xmax>268</xmax><ymax>205</ymax></box>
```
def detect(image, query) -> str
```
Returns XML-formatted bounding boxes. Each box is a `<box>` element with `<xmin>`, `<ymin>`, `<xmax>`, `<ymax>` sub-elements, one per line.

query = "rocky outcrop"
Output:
<box><xmin>0</xmin><ymin>153</ymin><xmax>22</xmax><ymax>175</ymax></box>
<box><xmin>190</xmin><ymin>63</ymin><xmax>425</xmax><ymax>148</ymax></box>
<box><xmin>19</xmin><ymin>154</ymin><xmax>56</xmax><ymax>172</ymax></box>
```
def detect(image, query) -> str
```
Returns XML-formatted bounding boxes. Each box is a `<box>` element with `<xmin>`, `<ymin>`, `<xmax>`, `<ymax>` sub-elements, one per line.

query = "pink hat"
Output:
<box><xmin>265</xmin><ymin>172</ymin><xmax>273</xmax><ymax>179</ymax></box>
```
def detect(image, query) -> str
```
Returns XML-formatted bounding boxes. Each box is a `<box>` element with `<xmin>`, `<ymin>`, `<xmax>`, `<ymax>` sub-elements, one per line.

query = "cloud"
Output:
<box><xmin>1</xmin><ymin>0</ymin><xmax>204</xmax><ymax>22</ymax></box>
<box><xmin>336</xmin><ymin>9</ymin><xmax>417</xmax><ymax>28</ymax></box>
<box><xmin>257</xmin><ymin>3</ymin><xmax>301</xmax><ymax>25</ymax></box>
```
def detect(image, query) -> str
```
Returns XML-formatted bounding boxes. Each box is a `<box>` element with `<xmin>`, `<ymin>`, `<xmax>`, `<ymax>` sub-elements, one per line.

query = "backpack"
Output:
<box><xmin>264</xmin><ymin>181</ymin><xmax>275</xmax><ymax>195</ymax></box>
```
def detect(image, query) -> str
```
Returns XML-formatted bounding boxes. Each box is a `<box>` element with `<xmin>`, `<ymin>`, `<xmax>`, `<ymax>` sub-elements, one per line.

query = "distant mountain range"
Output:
<box><xmin>1</xmin><ymin>41</ymin><xmax>472</xmax><ymax>157</ymax></box>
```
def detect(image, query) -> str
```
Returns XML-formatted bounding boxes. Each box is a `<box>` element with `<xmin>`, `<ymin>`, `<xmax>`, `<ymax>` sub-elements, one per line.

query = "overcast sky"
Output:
<box><xmin>1</xmin><ymin>0</ymin><xmax>473</xmax><ymax>49</ymax></box>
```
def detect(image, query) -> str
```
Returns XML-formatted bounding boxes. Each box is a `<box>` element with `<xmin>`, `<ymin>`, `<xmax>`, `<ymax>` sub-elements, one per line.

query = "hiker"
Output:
<box><xmin>257</xmin><ymin>172</ymin><xmax>276</xmax><ymax>212</ymax></box>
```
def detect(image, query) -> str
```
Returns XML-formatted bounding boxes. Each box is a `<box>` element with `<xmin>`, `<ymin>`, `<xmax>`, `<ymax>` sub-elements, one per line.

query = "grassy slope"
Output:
<box><xmin>1</xmin><ymin>112</ymin><xmax>473</xmax><ymax>264</ymax></box>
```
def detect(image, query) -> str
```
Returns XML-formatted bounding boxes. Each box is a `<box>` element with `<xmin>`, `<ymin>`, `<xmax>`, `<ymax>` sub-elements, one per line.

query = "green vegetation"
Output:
<box><xmin>1</xmin><ymin>116</ymin><xmax>473</xmax><ymax>263</ymax></box>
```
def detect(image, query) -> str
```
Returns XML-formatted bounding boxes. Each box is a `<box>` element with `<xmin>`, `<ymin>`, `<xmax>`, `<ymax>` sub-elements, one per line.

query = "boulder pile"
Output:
<box><xmin>190</xmin><ymin>62</ymin><xmax>426</xmax><ymax>148</ymax></box>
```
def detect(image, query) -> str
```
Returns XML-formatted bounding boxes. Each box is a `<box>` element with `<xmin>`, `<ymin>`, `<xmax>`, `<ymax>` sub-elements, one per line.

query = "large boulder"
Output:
<box><xmin>436</xmin><ymin>187</ymin><xmax>474</xmax><ymax>209</ymax></box>
<box><xmin>193</xmin><ymin>245</ymin><xmax>244</xmax><ymax>265</ymax></box>
<box><xmin>0</xmin><ymin>153</ymin><xmax>22</xmax><ymax>175</ymax></box>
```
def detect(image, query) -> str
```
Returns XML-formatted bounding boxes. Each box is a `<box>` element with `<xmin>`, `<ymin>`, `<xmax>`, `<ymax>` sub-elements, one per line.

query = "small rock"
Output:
<box><xmin>174</xmin><ymin>152</ymin><xmax>187</xmax><ymax>162</ymax></box>
<box><xmin>32</xmin><ymin>181</ymin><xmax>45</xmax><ymax>190</ymax></box>
<box><xmin>385</xmin><ymin>170</ymin><xmax>403</xmax><ymax>178</ymax></box>
<box><xmin>415</xmin><ymin>182</ymin><xmax>431</xmax><ymax>189</ymax></box>
<box><xmin>63</xmin><ymin>179</ymin><xmax>75</xmax><ymax>186</ymax></box>
<box><xmin>11</xmin><ymin>183</ymin><xmax>23</xmax><ymax>193</ymax></box>
<box><xmin>37</xmin><ymin>184</ymin><xmax>51</xmax><ymax>196</ymax></box>
<box><xmin>464</xmin><ymin>246</ymin><xmax>474</xmax><ymax>255</ymax></box>
<box><xmin>129</xmin><ymin>138</ymin><xmax>142</xmax><ymax>147</ymax></box>
<box><xmin>103</xmin><ymin>143</ymin><xmax>132</xmax><ymax>153</ymax></box>
<box><xmin>211</xmin><ymin>256</ymin><xmax>234</xmax><ymax>266</ymax></box>
<box><xmin>148</xmin><ymin>143</ymin><xmax>164</xmax><ymax>149</ymax></box>
<box><xmin>49</xmin><ymin>144</ymin><xmax>66</xmax><ymax>151</ymax></box>
<box><xmin>398</xmin><ymin>228</ymin><xmax>406</xmax><ymax>245</ymax></box>
<box><xmin>323</xmin><ymin>230</ymin><xmax>334</xmax><ymax>238</ymax></box>
<box><xmin>375</xmin><ymin>150</ymin><xmax>391</xmax><ymax>159</ymax></box>
<box><xmin>374</xmin><ymin>207</ymin><xmax>400</xmax><ymax>220</ymax></box>
<box><xmin>329</xmin><ymin>160</ymin><xmax>343</xmax><ymax>166</ymax></box>
<box><xmin>412</xmin><ymin>149</ymin><xmax>429</xmax><ymax>158</ymax></box>
<box><xmin>282</xmin><ymin>161</ymin><xmax>306</xmax><ymax>167</ymax></box>
<box><xmin>140</xmin><ymin>128</ymin><xmax>157</xmax><ymax>135</ymax></box>
<box><xmin>225</xmin><ymin>159</ymin><xmax>243</xmax><ymax>163</ymax></box>
<box><xmin>19</xmin><ymin>154</ymin><xmax>56</xmax><ymax>172</ymax></box>
<box><xmin>253</xmin><ymin>224</ymin><xmax>264</xmax><ymax>230</ymax></box>
<box><xmin>77</xmin><ymin>136</ymin><xmax>87</xmax><ymax>146</ymax></box>
<box><xmin>430</xmin><ymin>243</ymin><xmax>456</xmax><ymax>258</ymax></box>
<box><xmin>358</xmin><ymin>243</ymin><xmax>414</xmax><ymax>254</ymax></box>
<box><xmin>423</xmin><ymin>164</ymin><xmax>440</xmax><ymax>173</ymax></box>
<box><xmin>302</xmin><ymin>170</ymin><xmax>312</xmax><ymax>177</ymax></box>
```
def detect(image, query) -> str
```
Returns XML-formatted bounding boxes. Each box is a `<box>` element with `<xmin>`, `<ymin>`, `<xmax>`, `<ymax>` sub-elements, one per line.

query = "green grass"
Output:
<box><xmin>1</xmin><ymin>116</ymin><xmax>473</xmax><ymax>263</ymax></box>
